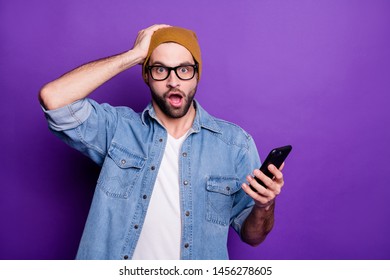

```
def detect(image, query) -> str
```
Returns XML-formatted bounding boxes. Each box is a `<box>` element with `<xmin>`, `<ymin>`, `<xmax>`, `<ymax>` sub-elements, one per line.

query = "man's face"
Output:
<box><xmin>147</xmin><ymin>42</ymin><xmax>198</xmax><ymax>119</ymax></box>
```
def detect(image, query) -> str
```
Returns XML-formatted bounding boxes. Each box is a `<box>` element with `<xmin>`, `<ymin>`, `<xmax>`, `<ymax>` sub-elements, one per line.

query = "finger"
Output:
<box><xmin>268</xmin><ymin>164</ymin><xmax>284</xmax><ymax>183</ymax></box>
<box><xmin>265</xmin><ymin>166</ymin><xmax>284</xmax><ymax>194</ymax></box>
<box><xmin>253</xmin><ymin>169</ymin><xmax>273</xmax><ymax>189</ymax></box>
<box><xmin>246</xmin><ymin>174</ymin><xmax>271</xmax><ymax>196</ymax></box>
<box><xmin>279</xmin><ymin>162</ymin><xmax>285</xmax><ymax>171</ymax></box>
<box><xmin>241</xmin><ymin>182</ymin><xmax>274</xmax><ymax>205</ymax></box>
<box><xmin>136</xmin><ymin>24</ymin><xmax>171</xmax><ymax>41</ymax></box>
<box><xmin>146</xmin><ymin>24</ymin><xmax>171</xmax><ymax>33</ymax></box>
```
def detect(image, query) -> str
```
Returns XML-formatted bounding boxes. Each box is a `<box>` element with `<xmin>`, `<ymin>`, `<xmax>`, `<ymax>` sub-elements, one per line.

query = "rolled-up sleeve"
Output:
<box><xmin>40</xmin><ymin>98</ymin><xmax>119</xmax><ymax>166</ymax></box>
<box><xmin>41</xmin><ymin>99</ymin><xmax>92</xmax><ymax>131</ymax></box>
<box><xmin>230</xmin><ymin>135</ymin><xmax>261</xmax><ymax>237</ymax></box>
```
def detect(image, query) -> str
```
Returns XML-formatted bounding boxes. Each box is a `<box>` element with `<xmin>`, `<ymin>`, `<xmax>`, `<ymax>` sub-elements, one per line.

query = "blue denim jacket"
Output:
<box><xmin>43</xmin><ymin>98</ymin><xmax>261</xmax><ymax>260</ymax></box>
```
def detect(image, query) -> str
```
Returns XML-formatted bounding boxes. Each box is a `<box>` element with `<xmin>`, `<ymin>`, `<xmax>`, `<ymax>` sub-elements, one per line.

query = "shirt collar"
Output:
<box><xmin>141</xmin><ymin>100</ymin><xmax>222</xmax><ymax>134</ymax></box>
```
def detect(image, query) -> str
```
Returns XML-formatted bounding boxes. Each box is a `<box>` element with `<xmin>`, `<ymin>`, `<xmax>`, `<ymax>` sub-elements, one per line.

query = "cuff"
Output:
<box><xmin>41</xmin><ymin>99</ymin><xmax>92</xmax><ymax>131</ymax></box>
<box><xmin>231</xmin><ymin>205</ymin><xmax>254</xmax><ymax>236</ymax></box>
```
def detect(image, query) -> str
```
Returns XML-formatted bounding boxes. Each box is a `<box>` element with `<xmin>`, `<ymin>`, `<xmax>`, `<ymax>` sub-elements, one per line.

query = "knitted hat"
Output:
<box><xmin>142</xmin><ymin>26</ymin><xmax>202</xmax><ymax>83</ymax></box>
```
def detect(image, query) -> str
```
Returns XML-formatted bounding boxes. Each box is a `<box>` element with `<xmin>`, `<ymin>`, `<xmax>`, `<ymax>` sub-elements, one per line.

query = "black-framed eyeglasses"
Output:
<box><xmin>147</xmin><ymin>64</ymin><xmax>198</xmax><ymax>81</ymax></box>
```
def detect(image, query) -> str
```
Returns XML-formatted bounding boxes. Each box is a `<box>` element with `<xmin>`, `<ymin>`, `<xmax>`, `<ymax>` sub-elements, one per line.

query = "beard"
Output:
<box><xmin>150</xmin><ymin>86</ymin><xmax>197</xmax><ymax>119</ymax></box>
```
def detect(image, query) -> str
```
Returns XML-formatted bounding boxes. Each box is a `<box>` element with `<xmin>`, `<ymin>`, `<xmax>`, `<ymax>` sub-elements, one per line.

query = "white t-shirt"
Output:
<box><xmin>132</xmin><ymin>132</ymin><xmax>188</xmax><ymax>260</ymax></box>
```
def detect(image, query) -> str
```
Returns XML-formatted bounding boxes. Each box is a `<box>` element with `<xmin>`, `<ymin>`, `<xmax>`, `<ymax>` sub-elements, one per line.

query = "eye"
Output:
<box><xmin>178</xmin><ymin>66</ymin><xmax>190</xmax><ymax>73</ymax></box>
<box><xmin>155</xmin><ymin>66</ymin><xmax>167</xmax><ymax>74</ymax></box>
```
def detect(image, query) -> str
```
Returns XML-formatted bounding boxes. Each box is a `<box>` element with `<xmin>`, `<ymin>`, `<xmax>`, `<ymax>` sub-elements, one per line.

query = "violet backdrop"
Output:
<box><xmin>1</xmin><ymin>0</ymin><xmax>389</xmax><ymax>259</ymax></box>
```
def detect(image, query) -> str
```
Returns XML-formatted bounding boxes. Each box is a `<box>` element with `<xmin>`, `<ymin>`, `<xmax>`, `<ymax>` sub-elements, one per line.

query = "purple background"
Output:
<box><xmin>1</xmin><ymin>0</ymin><xmax>389</xmax><ymax>260</ymax></box>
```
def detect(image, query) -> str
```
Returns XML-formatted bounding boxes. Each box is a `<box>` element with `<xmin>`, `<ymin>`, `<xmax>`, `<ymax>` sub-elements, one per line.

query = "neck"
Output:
<box><xmin>153</xmin><ymin>101</ymin><xmax>196</xmax><ymax>139</ymax></box>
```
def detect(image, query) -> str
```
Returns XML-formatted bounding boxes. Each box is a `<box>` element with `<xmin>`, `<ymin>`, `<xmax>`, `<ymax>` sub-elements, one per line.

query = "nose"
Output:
<box><xmin>166</xmin><ymin>69</ymin><xmax>180</xmax><ymax>88</ymax></box>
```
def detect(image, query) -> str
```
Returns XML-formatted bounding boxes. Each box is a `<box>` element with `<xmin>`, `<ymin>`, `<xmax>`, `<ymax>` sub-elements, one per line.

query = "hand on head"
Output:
<box><xmin>132</xmin><ymin>24</ymin><xmax>171</xmax><ymax>64</ymax></box>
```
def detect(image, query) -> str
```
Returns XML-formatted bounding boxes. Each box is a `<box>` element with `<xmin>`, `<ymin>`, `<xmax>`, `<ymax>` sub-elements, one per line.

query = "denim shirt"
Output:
<box><xmin>43</xmin><ymin>98</ymin><xmax>261</xmax><ymax>260</ymax></box>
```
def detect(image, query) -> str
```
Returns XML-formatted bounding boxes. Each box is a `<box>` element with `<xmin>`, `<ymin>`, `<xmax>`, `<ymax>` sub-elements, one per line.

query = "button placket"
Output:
<box><xmin>180</xmin><ymin>139</ymin><xmax>193</xmax><ymax>259</ymax></box>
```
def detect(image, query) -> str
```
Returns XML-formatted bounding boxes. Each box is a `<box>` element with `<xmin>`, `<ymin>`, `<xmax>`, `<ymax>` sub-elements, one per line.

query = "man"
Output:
<box><xmin>39</xmin><ymin>24</ymin><xmax>285</xmax><ymax>260</ymax></box>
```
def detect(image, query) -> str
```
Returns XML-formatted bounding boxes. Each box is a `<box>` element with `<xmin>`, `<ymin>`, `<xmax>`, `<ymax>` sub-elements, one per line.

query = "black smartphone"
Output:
<box><xmin>250</xmin><ymin>145</ymin><xmax>292</xmax><ymax>191</ymax></box>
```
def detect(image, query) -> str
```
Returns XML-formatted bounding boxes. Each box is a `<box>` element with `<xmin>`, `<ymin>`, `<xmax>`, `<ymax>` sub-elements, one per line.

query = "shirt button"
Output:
<box><xmin>123</xmin><ymin>255</ymin><xmax>129</xmax><ymax>260</ymax></box>
<box><xmin>134</xmin><ymin>224</ymin><xmax>139</xmax><ymax>229</ymax></box>
<box><xmin>159</xmin><ymin>138</ymin><xmax>163</xmax><ymax>142</ymax></box>
<box><xmin>226</xmin><ymin>186</ymin><xmax>230</xmax><ymax>192</ymax></box>
<box><xmin>143</xmin><ymin>195</ymin><xmax>147</xmax><ymax>199</ymax></box>
<box><xmin>151</xmin><ymin>166</ymin><xmax>155</xmax><ymax>170</ymax></box>
<box><xmin>184</xmin><ymin>243</ymin><xmax>189</xmax><ymax>248</ymax></box>
<box><xmin>182</xmin><ymin>152</ymin><xmax>187</xmax><ymax>157</ymax></box>
<box><xmin>183</xmin><ymin>180</ymin><xmax>188</xmax><ymax>186</ymax></box>
<box><xmin>121</xmin><ymin>159</ymin><xmax>126</xmax><ymax>165</ymax></box>
<box><xmin>185</xmin><ymin>211</ymin><xmax>190</xmax><ymax>217</ymax></box>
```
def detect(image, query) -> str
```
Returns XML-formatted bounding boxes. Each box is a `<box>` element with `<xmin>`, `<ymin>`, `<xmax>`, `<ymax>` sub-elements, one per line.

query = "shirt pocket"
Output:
<box><xmin>97</xmin><ymin>142</ymin><xmax>146</xmax><ymax>199</ymax></box>
<box><xmin>206</xmin><ymin>176</ymin><xmax>240</xmax><ymax>226</ymax></box>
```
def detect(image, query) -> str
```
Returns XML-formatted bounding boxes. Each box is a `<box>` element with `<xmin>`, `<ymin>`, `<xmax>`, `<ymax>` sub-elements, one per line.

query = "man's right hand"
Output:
<box><xmin>131</xmin><ymin>24</ymin><xmax>171</xmax><ymax>64</ymax></box>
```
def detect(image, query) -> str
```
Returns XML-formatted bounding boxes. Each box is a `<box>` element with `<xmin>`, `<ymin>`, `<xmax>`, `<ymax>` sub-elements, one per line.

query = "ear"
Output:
<box><xmin>144</xmin><ymin>72</ymin><xmax>149</xmax><ymax>85</ymax></box>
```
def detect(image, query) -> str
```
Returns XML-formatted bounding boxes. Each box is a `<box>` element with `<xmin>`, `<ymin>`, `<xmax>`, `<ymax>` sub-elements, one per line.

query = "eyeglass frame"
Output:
<box><xmin>146</xmin><ymin>64</ymin><xmax>198</xmax><ymax>81</ymax></box>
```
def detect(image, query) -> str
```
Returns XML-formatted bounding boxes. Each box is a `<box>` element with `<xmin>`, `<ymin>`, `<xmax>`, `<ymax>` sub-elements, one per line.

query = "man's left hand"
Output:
<box><xmin>242</xmin><ymin>163</ymin><xmax>285</xmax><ymax>210</ymax></box>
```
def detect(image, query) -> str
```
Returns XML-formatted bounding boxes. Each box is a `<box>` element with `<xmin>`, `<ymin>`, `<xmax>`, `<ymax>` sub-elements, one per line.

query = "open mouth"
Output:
<box><xmin>167</xmin><ymin>93</ymin><xmax>183</xmax><ymax>107</ymax></box>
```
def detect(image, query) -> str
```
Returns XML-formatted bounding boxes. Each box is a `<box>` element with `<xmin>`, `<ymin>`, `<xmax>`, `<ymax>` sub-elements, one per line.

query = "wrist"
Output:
<box><xmin>127</xmin><ymin>48</ymin><xmax>147</xmax><ymax>65</ymax></box>
<box><xmin>115</xmin><ymin>49</ymin><xmax>144</xmax><ymax>71</ymax></box>
<box><xmin>254</xmin><ymin>199</ymin><xmax>275</xmax><ymax>211</ymax></box>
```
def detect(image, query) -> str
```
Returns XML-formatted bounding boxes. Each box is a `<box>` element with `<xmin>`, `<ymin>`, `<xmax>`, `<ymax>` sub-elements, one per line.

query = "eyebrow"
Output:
<box><xmin>149</xmin><ymin>60</ymin><xmax>195</xmax><ymax>67</ymax></box>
